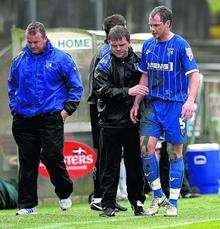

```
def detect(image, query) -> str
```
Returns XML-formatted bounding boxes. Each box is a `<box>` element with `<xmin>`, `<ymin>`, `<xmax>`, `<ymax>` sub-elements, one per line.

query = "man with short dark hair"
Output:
<box><xmin>103</xmin><ymin>14</ymin><xmax>126</xmax><ymax>36</ymax></box>
<box><xmin>130</xmin><ymin>5</ymin><xmax>200</xmax><ymax>216</ymax></box>
<box><xmin>8</xmin><ymin>21</ymin><xmax>83</xmax><ymax>215</ymax></box>
<box><xmin>88</xmin><ymin>14</ymin><xmax>127</xmax><ymax>212</ymax></box>
<box><xmin>94</xmin><ymin>25</ymin><xmax>148</xmax><ymax>217</ymax></box>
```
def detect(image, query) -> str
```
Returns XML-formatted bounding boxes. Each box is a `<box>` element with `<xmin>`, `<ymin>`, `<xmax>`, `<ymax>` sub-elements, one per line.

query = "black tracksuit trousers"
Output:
<box><xmin>12</xmin><ymin>112</ymin><xmax>73</xmax><ymax>209</ymax></box>
<box><xmin>100</xmin><ymin>126</ymin><xmax>146</xmax><ymax>209</ymax></box>
<box><xmin>89</xmin><ymin>104</ymin><xmax>102</xmax><ymax>198</ymax></box>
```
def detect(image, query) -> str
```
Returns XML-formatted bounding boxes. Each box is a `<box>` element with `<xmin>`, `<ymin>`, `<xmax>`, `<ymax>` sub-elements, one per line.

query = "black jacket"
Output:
<box><xmin>87</xmin><ymin>40</ymin><xmax>110</xmax><ymax>105</ymax></box>
<box><xmin>94</xmin><ymin>48</ymin><xmax>142</xmax><ymax>128</ymax></box>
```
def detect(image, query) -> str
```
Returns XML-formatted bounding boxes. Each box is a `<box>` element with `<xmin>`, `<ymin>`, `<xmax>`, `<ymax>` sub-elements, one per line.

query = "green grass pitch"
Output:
<box><xmin>0</xmin><ymin>195</ymin><xmax>220</xmax><ymax>229</ymax></box>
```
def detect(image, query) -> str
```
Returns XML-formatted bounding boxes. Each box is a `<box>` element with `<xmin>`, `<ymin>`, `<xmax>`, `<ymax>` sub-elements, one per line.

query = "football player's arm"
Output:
<box><xmin>181</xmin><ymin>71</ymin><xmax>200</xmax><ymax>120</ymax></box>
<box><xmin>130</xmin><ymin>73</ymin><xmax>148</xmax><ymax>123</ymax></box>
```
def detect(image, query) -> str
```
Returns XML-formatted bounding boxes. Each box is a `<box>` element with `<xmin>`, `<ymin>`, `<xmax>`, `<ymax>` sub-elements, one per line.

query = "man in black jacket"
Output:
<box><xmin>88</xmin><ymin>14</ymin><xmax>127</xmax><ymax>212</ymax></box>
<box><xmin>94</xmin><ymin>25</ymin><xmax>148</xmax><ymax>217</ymax></box>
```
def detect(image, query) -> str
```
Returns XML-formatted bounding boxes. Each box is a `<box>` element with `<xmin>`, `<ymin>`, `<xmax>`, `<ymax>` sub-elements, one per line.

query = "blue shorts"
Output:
<box><xmin>140</xmin><ymin>99</ymin><xmax>187</xmax><ymax>144</ymax></box>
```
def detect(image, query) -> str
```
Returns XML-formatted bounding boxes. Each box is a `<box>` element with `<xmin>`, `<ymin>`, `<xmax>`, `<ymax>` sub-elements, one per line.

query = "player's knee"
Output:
<box><xmin>140</xmin><ymin>136</ymin><xmax>149</xmax><ymax>155</ymax></box>
<box><xmin>146</xmin><ymin>141</ymin><xmax>155</xmax><ymax>153</ymax></box>
<box><xmin>169</xmin><ymin>152</ymin><xmax>177</xmax><ymax>161</ymax></box>
<box><xmin>140</xmin><ymin>136</ymin><xmax>155</xmax><ymax>154</ymax></box>
<box><xmin>168</xmin><ymin>144</ymin><xmax>183</xmax><ymax>160</ymax></box>
<box><xmin>168</xmin><ymin>151</ymin><xmax>183</xmax><ymax>160</ymax></box>
<box><xmin>141</xmin><ymin>145</ymin><xmax>147</xmax><ymax>155</ymax></box>
<box><xmin>140</xmin><ymin>142</ymin><xmax>147</xmax><ymax>155</ymax></box>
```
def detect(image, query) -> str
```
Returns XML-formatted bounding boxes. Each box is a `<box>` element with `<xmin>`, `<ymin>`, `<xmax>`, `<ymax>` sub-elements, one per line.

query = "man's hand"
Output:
<box><xmin>130</xmin><ymin>103</ymin><xmax>139</xmax><ymax>123</ymax></box>
<box><xmin>61</xmin><ymin>110</ymin><xmax>69</xmax><ymax>122</ymax></box>
<box><xmin>181</xmin><ymin>99</ymin><xmax>194</xmax><ymax>121</ymax></box>
<box><xmin>128</xmin><ymin>85</ymin><xmax>148</xmax><ymax>96</ymax></box>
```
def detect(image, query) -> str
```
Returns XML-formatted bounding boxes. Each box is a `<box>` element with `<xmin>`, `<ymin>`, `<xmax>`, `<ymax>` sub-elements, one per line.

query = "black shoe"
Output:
<box><xmin>132</xmin><ymin>205</ymin><xmax>146</xmax><ymax>216</ymax></box>
<box><xmin>99</xmin><ymin>207</ymin><xmax>115</xmax><ymax>217</ymax></box>
<box><xmin>90</xmin><ymin>202</ymin><xmax>102</xmax><ymax>211</ymax></box>
<box><xmin>88</xmin><ymin>193</ymin><xmax>94</xmax><ymax>204</ymax></box>
<box><xmin>115</xmin><ymin>202</ymin><xmax>127</xmax><ymax>211</ymax></box>
<box><xmin>182</xmin><ymin>192</ymin><xmax>201</xmax><ymax>198</ymax></box>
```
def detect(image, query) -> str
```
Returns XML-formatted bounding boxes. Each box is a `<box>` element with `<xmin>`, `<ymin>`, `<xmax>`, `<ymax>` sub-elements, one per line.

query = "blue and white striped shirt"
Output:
<box><xmin>139</xmin><ymin>34</ymin><xmax>198</xmax><ymax>102</ymax></box>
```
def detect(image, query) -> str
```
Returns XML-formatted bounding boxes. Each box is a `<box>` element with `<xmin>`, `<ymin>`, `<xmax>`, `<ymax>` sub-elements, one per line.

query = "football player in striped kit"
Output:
<box><xmin>130</xmin><ymin>5</ymin><xmax>200</xmax><ymax>216</ymax></box>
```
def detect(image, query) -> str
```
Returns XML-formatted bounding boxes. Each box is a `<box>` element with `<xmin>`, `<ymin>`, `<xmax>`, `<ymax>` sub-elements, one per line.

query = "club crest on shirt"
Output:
<box><xmin>46</xmin><ymin>61</ymin><xmax>53</xmax><ymax>68</ymax></box>
<box><xmin>167</xmin><ymin>48</ymin><xmax>174</xmax><ymax>56</ymax></box>
<box><xmin>145</xmin><ymin>49</ymin><xmax>151</xmax><ymax>55</ymax></box>
<box><xmin>185</xmin><ymin>47</ymin><xmax>194</xmax><ymax>61</ymax></box>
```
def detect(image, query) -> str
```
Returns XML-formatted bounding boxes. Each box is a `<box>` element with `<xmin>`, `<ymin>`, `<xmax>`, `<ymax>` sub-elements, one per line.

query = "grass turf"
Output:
<box><xmin>0</xmin><ymin>195</ymin><xmax>220</xmax><ymax>229</ymax></box>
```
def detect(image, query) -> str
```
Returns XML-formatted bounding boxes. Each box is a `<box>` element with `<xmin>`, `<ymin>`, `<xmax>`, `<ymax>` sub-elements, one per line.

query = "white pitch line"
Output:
<box><xmin>150</xmin><ymin>218</ymin><xmax>220</xmax><ymax>229</ymax></box>
<box><xmin>27</xmin><ymin>216</ymin><xmax>220</xmax><ymax>229</ymax></box>
<box><xmin>29</xmin><ymin>222</ymin><xmax>72</xmax><ymax>229</ymax></box>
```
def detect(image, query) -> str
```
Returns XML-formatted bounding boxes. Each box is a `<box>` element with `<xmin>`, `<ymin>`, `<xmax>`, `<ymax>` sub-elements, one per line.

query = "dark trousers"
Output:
<box><xmin>100</xmin><ymin>126</ymin><xmax>146</xmax><ymax>209</ymax></box>
<box><xmin>12</xmin><ymin>112</ymin><xmax>73</xmax><ymax>209</ymax></box>
<box><xmin>89</xmin><ymin>104</ymin><xmax>102</xmax><ymax>198</ymax></box>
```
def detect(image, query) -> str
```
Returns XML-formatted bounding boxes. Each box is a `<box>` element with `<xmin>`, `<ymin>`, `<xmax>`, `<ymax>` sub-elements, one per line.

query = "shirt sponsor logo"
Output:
<box><xmin>147</xmin><ymin>62</ymin><xmax>173</xmax><ymax>71</ymax></box>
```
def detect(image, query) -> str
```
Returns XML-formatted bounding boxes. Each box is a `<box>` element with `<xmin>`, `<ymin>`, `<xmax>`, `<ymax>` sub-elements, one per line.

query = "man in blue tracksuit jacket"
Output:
<box><xmin>8</xmin><ymin>21</ymin><xmax>83</xmax><ymax>215</ymax></box>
